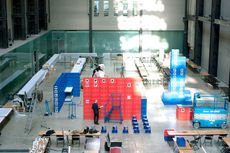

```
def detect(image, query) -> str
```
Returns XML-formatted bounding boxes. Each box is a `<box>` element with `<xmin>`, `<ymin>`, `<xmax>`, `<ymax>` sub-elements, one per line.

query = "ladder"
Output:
<box><xmin>104</xmin><ymin>93</ymin><xmax>123</xmax><ymax>123</ymax></box>
<box><xmin>24</xmin><ymin>91</ymin><xmax>38</xmax><ymax>134</ymax></box>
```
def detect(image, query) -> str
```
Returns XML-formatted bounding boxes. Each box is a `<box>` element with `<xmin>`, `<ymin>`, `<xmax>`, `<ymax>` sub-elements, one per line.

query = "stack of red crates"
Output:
<box><xmin>176</xmin><ymin>104</ymin><xmax>193</xmax><ymax>120</ymax></box>
<box><xmin>83</xmin><ymin>77</ymin><xmax>142</xmax><ymax>120</ymax></box>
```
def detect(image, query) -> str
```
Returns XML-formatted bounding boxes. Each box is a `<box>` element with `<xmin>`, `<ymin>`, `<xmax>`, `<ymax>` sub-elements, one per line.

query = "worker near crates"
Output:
<box><xmin>92</xmin><ymin>100</ymin><xmax>103</xmax><ymax>124</ymax></box>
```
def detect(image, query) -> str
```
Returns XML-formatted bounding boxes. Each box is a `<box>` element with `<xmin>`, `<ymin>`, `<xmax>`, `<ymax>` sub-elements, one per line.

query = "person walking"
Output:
<box><xmin>92</xmin><ymin>100</ymin><xmax>102</xmax><ymax>124</ymax></box>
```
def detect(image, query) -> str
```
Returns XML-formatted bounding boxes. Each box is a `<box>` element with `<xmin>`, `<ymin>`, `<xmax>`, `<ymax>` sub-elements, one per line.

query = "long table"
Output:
<box><xmin>167</xmin><ymin>129</ymin><xmax>228</xmax><ymax>137</ymax></box>
<box><xmin>38</xmin><ymin>130</ymin><xmax>101</xmax><ymax>138</ymax></box>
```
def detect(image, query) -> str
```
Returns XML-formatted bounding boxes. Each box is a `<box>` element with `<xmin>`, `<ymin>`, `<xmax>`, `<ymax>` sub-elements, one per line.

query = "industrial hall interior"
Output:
<box><xmin>1</xmin><ymin>0</ymin><xmax>230</xmax><ymax>153</ymax></box>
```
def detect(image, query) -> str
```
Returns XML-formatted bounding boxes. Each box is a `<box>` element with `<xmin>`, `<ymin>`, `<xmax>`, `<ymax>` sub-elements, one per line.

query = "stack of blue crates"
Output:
<box><xmin>141</xmin><ymin>97</ymin><xmax>147</xmax><ymax>117</ymax></box>
<box><xmin>53</xmin><ymin>73</ymin><xmax>81</xmax><ymax>113</ymax></box>
<box><xmin>132</xmin><ymin>116</ymin><xmax>140</xmax><ymax>133</ymax></box>
<box><xmin>142</xmin><ymin>115</ymin><xmax>151</xmax><ymax>133</ymax></box>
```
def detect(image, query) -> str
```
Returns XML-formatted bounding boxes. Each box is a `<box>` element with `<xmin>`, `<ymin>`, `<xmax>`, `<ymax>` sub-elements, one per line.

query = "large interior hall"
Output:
<box><xmin>0</xmin><ymin>0</ymin><xmax>230</xmax><ymax>153</ymax></box>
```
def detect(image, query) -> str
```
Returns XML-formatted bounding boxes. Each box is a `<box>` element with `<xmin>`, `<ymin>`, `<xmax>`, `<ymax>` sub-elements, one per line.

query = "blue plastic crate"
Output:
<box><xmin>176</xmin><ymin>137</ymin><xmax>185</xmax><ymax>147</ymax></box>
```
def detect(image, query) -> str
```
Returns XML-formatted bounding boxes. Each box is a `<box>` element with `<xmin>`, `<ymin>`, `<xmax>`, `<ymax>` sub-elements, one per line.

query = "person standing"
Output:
<box><xmin>92</xmin><ymin>100</ymin><xmax>101</xmax><ymax>124</ymax></box>
<box><xmin>120</xmin><ymin>63</ymin><xmax>125</xmax><ymax>78</ymax></box>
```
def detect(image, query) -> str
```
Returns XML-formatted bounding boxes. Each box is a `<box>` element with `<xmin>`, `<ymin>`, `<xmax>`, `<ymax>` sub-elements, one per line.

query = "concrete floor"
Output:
<box><xmin>0</xmin><ymin>55</ymin><xmax>229</xmax><ymax>153</ymax></box>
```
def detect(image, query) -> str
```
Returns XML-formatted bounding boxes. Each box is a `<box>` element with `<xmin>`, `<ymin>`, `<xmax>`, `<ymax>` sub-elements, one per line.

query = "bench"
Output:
<box><xmin>201</xmin><ymin>73</ymin><xmax>219</xmax><ymax>89</ymax></box>
<box><xmin>186</xmin><ymin>59</ymin><xmax>201</xmax><ymax>73</ymax></box>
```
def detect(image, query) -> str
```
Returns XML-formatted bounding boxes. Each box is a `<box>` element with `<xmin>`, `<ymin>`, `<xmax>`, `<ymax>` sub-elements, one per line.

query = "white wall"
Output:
<box><xmin>49</xmin><ymin>0</ymin><xmax>89</xmax><ymax>30</ymax></box>
<box><xmin>48</xmin><ymin>0</ymin><xmax>185</xmax><ymax>31</ymax></box>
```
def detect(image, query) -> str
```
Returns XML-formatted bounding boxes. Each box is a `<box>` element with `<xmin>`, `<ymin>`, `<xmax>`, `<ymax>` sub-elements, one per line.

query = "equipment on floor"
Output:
<box><xmin>101</xmin><ymin>126</ymin><xmax>107</xmax><ymax>133</ymax></box>
<box><xmin>112</xmin><ymin>125</ymin><xmax>118</xmax><ymax>134</ymax></box>
<box><xmin>122</xmin><ymin>126</ymin><xmax>128</xmax><ymax>134</ymax></box>
<box><xmin>193</xmin><ymin>93</ymin><xmax>229</xmax><ymax>129</ymax></box>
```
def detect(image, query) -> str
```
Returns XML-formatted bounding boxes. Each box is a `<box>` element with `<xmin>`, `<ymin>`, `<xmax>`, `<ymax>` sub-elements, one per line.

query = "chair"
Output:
<box><xmin>203</xmin><ymin>135</ymin><xmax>213</xmax><ymax>146</ymax></box>
<box><xmin>72</xmin><ymin>135</ymin><xmax>80</xmax><ymax>146</ymax></box>
<box><xmin>56</xmin><ymin>135</ymin><xmax>65</xmax><ymax>147</ymax></box>
<box><xmin>217</xmin><ymin>134</ymin><xmax>227</xmax><ymax>145</ymax></box>
<box><xmin>220</xmin><ymin>143</ymin><xmax>230</xmax><ymax>153</ymax></box>
<box><xmin>189</xmin><ymin>136</ymin><xmax>201</xmax><ymax>151</ymax></box>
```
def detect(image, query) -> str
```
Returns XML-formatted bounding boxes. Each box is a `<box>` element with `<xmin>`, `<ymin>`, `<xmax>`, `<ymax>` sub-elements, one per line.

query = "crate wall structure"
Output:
<box><xmin>83</xmin><ymin>78</ymin><xmax>142</xmax><ymax>120</ymax></box>
<box><xmin>53</xmin><ymin>73</ymin><xmax>80</xmax><ymax>113</ymax></box>
<box><xmin>0</xmin><ymin>0</ymin><xmax>8</xmax><ymax>48</ymax></box>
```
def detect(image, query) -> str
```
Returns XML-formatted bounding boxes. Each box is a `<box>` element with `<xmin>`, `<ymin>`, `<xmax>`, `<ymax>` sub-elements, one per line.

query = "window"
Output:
<box><xmin>123</xmin><ymin>0</ymin><xmax>128</xmax><ymax>16</ymax></box>
<box><xmin>114</xmin><ymin>0</ymin><xmax>119</xmax><ymax>16</ymax></box>
<box><xmin>104</xmin><ymin>0</ymin><xmax>109</xmax><ymax>16</ymax></box>
<box><xmin>94</xmin><ymin>0</ymin><xmax>99</xmax><ymax>16</ymax></box>
<box><xmin>132</xmin><ymin>0</ymin><xmax>138</xmax><ymax>16</ymax></box>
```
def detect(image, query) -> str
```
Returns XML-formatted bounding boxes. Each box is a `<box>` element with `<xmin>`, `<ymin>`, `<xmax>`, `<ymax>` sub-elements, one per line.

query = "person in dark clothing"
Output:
<box><xmin>92</xmin><ymin>66</ymin><xmax>102</xmax><ymax>77</ymax></box>
<box><xmin>92</xmin><ymin>101</ymin><xmax>101</xmax><ymax>124</ymax></box>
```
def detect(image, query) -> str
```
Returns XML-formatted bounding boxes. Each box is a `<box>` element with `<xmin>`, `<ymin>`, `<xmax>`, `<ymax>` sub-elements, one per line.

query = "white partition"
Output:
<box><xmin>17</xmin><ymin>69</ymin><xmax>48</xmax><ymax>98</ymax></box>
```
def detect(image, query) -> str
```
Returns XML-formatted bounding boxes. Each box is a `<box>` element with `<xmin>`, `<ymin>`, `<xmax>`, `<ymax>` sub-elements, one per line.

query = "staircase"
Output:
<box><xmin>104</xmin><ymin>93</ymin><xmax>123</xmax><ymax>123</ymax></box>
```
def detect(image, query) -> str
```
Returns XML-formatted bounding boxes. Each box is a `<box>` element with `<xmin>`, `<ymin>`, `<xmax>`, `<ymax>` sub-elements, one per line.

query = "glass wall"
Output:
<box><xmin>0</xmin><ymin>31</ymin><xmax>52</xmax><ymax>105</ymax></box>
<box><xmin>0</xmin><ymin>30</ymin><xmax>183</xmax><ymax>106</ymax></box>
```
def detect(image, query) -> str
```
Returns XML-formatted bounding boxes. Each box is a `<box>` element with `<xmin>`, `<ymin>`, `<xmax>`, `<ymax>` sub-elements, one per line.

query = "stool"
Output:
<box><xmin>112</xmin><ymin>125</ymin><xmax>118</xmax><ymax>134</ymax></box>
<box><xmin>122</xmin><ymin>126</ymin><xmax>128</xmax><ymax>134</ymax></box>
<box><xmin>132</xmin><ymin>115</ymin><xmax>136</xmax><ymax>120</ymax></box>
<box><xmin>133</xmin><ymin>125</ymin><xmax>139</xmax><ymax>130</ymax></box>
<box><xmin>142</xmin><ymin>115</ymin><xmax>147</xmax><ymax>119</ymax></box>
<box><xmin>143</xmin><ymin>121</ymin><xmax>149</xmax><ymax>126</ymax></box>
<box><xmin>144</xmin><ymin>126</ymin><xmax>151</xmax><ymax>133</ymax></box>
<box><xmin>144</xmin><ymin>125</ymin><xmax>150</xmax><ymax>130</ymax></box>
<box><xmin>132</xmin><ymin>118</ymin><xmax>137</xmax><ymax>123</ymax></box>
<box><xmin>142</xmin><ymin>117</ymin><xmax>148</xmax><ymax>122</ymax></box>
<box><xmin>101</xmin><ymin>126</ymin><xmax>107</xmax><ymax>133</ymax></box>
<box><xmin>132</xmin><ymin>121</ymin><xmax>138</xmax><ymax>126</ymax></box>
<box><xmin>133</xmin><ymin>128</ymin><xmax>140</xmax><ymax>133</ymax></box>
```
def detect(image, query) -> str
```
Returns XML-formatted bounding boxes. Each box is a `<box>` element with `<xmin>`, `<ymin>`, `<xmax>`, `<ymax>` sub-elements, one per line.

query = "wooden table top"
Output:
<box><xmin>186</xmin><ymin>60</ymin><xmax>200</xmax><ymax>69</ymax></box>
<box><xmin>167</xmin><ymin>130</ymin><xmax>199</xmax><ymax>136</ymax></box>
<box><xmin>179</xmin><ymin>150</ymin><xmax>194</xmax><ymax>153</ymax></box>
<box><xmin>197</xmin><ymin>130</ymin><xmax>228</xmax><ymax>136</ymax></box>
<box><xmin>223</xmin><ymin>137</ymin><xmax>230</xmax><ymax>147</ymax></box>
<box><xmin>200</xmin><ymin>72</ymin><xmax>210</xmax><ymax>76</ymax></box>
<box><xmin>167</xmin><ymin>129</ymin><xmax>227</xmax><ymax>136</ymax></box>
